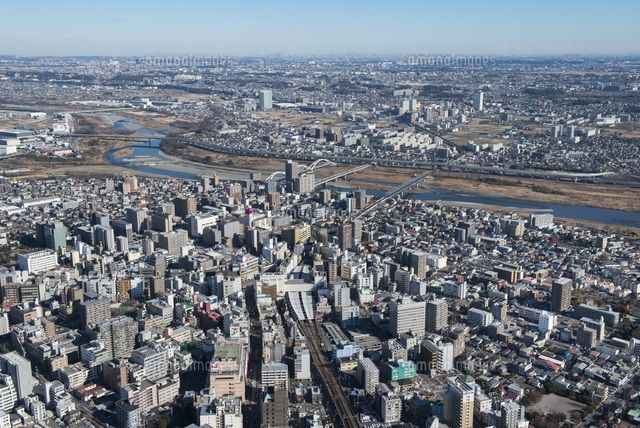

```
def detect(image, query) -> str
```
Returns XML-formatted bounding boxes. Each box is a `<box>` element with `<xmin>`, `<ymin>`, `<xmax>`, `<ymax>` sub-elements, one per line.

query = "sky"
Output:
<box><xmin>1</xmin><ymin>0</ymin><xmax>640</xmax><ymax>57</ymax></box>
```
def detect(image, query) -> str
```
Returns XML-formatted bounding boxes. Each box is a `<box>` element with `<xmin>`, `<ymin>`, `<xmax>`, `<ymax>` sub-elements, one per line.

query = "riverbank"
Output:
<box><xmin>158</xmin><ymin>140</ymin><xmax>353</xmax><ymax>180</ymax></box>
<box><xmin>430</xmin><ymin>200</ymin><xmax>640</xmax><ymax>237</ymax></box>
<box><xmin>161</xmin><ymin>141</ymin><xmax>640</xmax><ymax>213</ymax></box>
<box><xmin>6</xmin><ymin>109</ymin><xmax>640</xmax><ymax>231</ymax></box>
<box><xmin>340</xmin><ymin>169</ymin><xmax>640</xmax><ymax>213</ymax></box>
<box><xmin>428</xmin><ymin>172</ymin><xmax>640</xmax><ymax>212</ymax></box>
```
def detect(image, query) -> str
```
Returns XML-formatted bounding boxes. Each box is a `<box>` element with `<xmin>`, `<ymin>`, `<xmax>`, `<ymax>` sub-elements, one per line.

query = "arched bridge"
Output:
<box><xmin>264</xmin><ymin>158</ymin><xmax>337</xmax><ymax>181</ymax></box>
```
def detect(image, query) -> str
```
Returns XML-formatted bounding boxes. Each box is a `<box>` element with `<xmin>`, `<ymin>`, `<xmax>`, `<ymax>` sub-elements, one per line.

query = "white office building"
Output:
<box><xmin>0</xmin><ymin>352</ymin><xmax>34</xmax><ymax>400</ymax></box>
<box><xmin>473</xmin><ymin>91</ymin><xmax>484</xmax><ymax>111</ymax></box>
<box><xmin>467</xmin><ymin>308</ymin><xmax>494</xmax><ymax>328</ymax></box>
<box><xmin>538</xmin><ymin>311</ymin><xmax>557</xmax><ymax>333</ymax></box>
<box><xmin>389</xmin><ymin>298</ymin><xmax>426</xmax><ymax>337</ymax></box>
<box><xmin>262</xmin><ymin>362</ymin><xmax>289</xmax><ymax>390</ymax></box>
<box><xmin>357</xmin><ymin>357</ymin><xmax>379</xmax><ymax>394</ymax></box>
<box><xmin>381</xmin><ymin>394</ymin><xmax>402</xmax><ymax>423</ymax></box>
<box><xmin>190</xmin><ymin>214</ymin><xmax>218</xmax><ymax>237</ymax></box>
<box><xmin>294</xmin><ymin>348</ymin><xmax>311</xmax><ymax>380</ymax></box>
<box><xmin>258</xmin><ymin>89</ymin><xmax>273</xmax><ymax>110</ymax></box>
<box><xmin>18</xmin><ymin>251</ymin><xmax>58</xmax><ymax>274</ymax></box>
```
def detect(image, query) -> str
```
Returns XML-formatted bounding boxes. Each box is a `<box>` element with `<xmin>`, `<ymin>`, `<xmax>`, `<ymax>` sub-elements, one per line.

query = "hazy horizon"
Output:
<box><xmin>2</xmin><ymin>0</ymin><xmax>640</xmax><ymax>57</ymax></box>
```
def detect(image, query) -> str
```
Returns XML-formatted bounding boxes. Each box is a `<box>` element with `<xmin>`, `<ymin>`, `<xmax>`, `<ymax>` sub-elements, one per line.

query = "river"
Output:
<box><xmin>103</xmin><ymin>115</ymin><xmax>200</xmax><ymax>179</ymax></box>
<box><xmin>101</xmin><ymin>115</ymin><xmax>640</xmax><ymax>228</ymax></box>
<box><xmin>333</xmin><ymin>186</ymin><xmax>640</xmax><ymax>227</ymax></box>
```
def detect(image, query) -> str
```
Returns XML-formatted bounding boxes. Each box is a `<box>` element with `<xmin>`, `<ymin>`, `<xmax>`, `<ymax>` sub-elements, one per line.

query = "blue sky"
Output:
<box><xmin>1</xmin><ymin>0</ymin><xmax>639</xmax><ymax>56</ymax></box>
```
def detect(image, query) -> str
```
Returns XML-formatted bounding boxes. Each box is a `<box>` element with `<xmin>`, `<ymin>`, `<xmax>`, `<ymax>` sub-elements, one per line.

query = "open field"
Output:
<box><xmin>73</xmin><ymin>110</ymin><xmax>197</xmax><ymax>136</ymax></box>
<box><xmin>0</xmin><ymin>115</ymin><xmax>57</xmax><ymax>132</ymax></box>
<box><xmin>73</xmin><ymin>114</ymin><xmax>135</xmax><ymax>135</ymax></box>
<box><xmin>252</xmin><ymin>110</ymin><xmax>345</xmax><ymax>129</ymax></box>
<box><xmin>120</xmin><ymin>110</ymin><xmax>196</xmax><ymax>134</ymax></box>
<box><xmin>446</xmin><ymin>117</ymin><xmax>513</xmax><ymax>146</ymax></box>
<box><xmin>529</xmin><ymin>393</ymin><xmax>586</xmax><ymax>422</ymax></box>
<box><xmin>600</xmin><ymin>123</ymin><xmax>640</xmax><ymax>139</ymax></box>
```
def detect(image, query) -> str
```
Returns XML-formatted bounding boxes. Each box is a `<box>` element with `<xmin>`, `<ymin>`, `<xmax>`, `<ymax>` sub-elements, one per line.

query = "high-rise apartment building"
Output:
<box><xmin>258</xmin><ymin>89</ymin><xmax>273</xmax><ymax>110</ymax></box>
<box><xmin>125</xmin><ymin>208</ymin><xmax>146</xmax><ymax>233</ymax></box>
<box><xmin>158</xmin><ymin>229</ymin><xmax>189</xmax><ymax>257</ymax></box>
<box><xmin>444</xmin><ymin>376</ymin><xmax>475</xmax><ymax>428</ymax></box>
<box><xmin>338</xmin><ymin>221</ymin><xmax>353</xmax><ymax>251</ymax></box>
<box><xmin>380</xmin><ymin>394</ymin><xmax>402</xmax><ymax>424</ymax></box>
<box><xmin>500</xmin><ymin>400</ymin><xmax>527</xmax><ymax>428</ymax></box>
<box><xmin>426</xmin><ymin>299</ymin><xmax>448</xmax><ymax>333</ymax></box>
<box><xmin>473</xmin><ymin>91</ymin><xmax>484</xmax><ymax>111</ymax></box>
<box><xmin>0</xmin><ymin>352</ymin><xmax>33</xmax><ymax>400</ymax></box>
<box><xmin>96</xmin><ymin>316</ymin><xmax>138</xmax><ymax>359</ymax></box>
<box><xmin>79</xmin><ymin>298</ymin><xmax>111</xmax><ymax>329</ymax></box>
<box><xmin>0</xmin><ymin>374</ymin><xmax>17</xmax><ymax>412</ymax></box>
<box><xmin>357</xmin><ymin>357</ymin><xmax>379</xmax><ymax>394</ymax></box>
<box><xmin>467</xmin><ymin>308</ymin><xmax>494</xmax><ymax>328</ymax></box>
<box><xmin>94</xmin><ymin>225</ymin><xmax>115</xmax><ymax>251</ymax></box>
<box><xmin>285</xmin><ymin>160</ymin><xmax>298</xmax><ymax>192</ymax></box>
<box><xmin>130</xmin><ymin>344</ymin><xmax>169</xmax><ymax>382</ymax></box>
<box><xmin>551</xmin><ymin>278</ymin><xmax>572</xmax><ymax>312</ymax></box>
<box><xmin>173</xmin><ymin>196</ymin><xmax>197</xmax><ymax>219</ymax></box>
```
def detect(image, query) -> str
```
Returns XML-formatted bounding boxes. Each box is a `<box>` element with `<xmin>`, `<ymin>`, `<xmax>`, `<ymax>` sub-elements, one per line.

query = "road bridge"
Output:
<box><xmin>264</xmin><ymin>158</ymin><xmax>341</xmax><ymax>182</ymax></box>
<box><xmin>355</xmin><ymin>169</ymin><xmax>435</xmax><ymax>219</ymax></box>
<box><xmin>315</xmin><ymin>164</ymin><xmax>370</xmax><ymax>187</ymax></box>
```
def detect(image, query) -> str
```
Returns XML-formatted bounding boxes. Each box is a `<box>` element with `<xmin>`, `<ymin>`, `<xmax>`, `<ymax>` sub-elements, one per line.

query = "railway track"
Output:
<box><xmin>298</xmin><ymin>323</ymin><xmax>360</xmax><ymax>428</ymax></box>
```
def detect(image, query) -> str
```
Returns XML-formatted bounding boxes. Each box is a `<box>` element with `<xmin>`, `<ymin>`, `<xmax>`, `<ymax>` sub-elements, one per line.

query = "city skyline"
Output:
<box><xmin>2</xmin><ymin>0</ymin><xmax>640</xmax><ymax>56</ymax></box>
<box><xmin>1</xmin><ymin>3</ymin><xmax>640</xmax><ymax>427</ymax></box>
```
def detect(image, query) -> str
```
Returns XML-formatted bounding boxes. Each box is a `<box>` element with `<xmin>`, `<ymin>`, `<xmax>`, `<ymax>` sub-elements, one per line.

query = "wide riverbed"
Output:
<box><xmin>102</xmin><ymin>115</ymin><xmax>640</xmax><ymax>228</ymax></box>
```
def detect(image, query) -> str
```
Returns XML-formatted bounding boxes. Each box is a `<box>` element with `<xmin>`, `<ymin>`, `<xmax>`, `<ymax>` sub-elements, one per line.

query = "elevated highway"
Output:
<box><xmin>64</xmin><ymin>133</ymin><xmax>633</xmax><ymax>186</ymax></box>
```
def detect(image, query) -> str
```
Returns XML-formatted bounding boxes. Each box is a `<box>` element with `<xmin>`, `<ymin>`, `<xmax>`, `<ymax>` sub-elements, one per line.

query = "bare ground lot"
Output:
<box><xmin>446</xmin><ymin>118</ymin><xmax>514</xmax><ymax>146</ymax></box>
<box><xmin>529</xmin><ymin>393</ymin><xmax>586</xmax><ymax>423</ymax></box>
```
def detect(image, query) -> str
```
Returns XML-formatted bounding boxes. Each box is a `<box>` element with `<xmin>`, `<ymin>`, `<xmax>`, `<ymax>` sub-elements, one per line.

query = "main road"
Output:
<box><xmin>244</xmin><ymin>285</ymin><xmax>263</xmax><ymax>427</ymax></box>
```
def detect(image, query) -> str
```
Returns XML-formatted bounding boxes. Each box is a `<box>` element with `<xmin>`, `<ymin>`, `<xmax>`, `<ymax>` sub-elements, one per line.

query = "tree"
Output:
<box><xmin>156</xmin><ymin>414</ymin><xmax>172</xmax><ymax>428</ymax></box>
<box><xmin>519</xmin><ymin>396</ymin><xmax>532</xmax><ymax>407</ymax></box>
